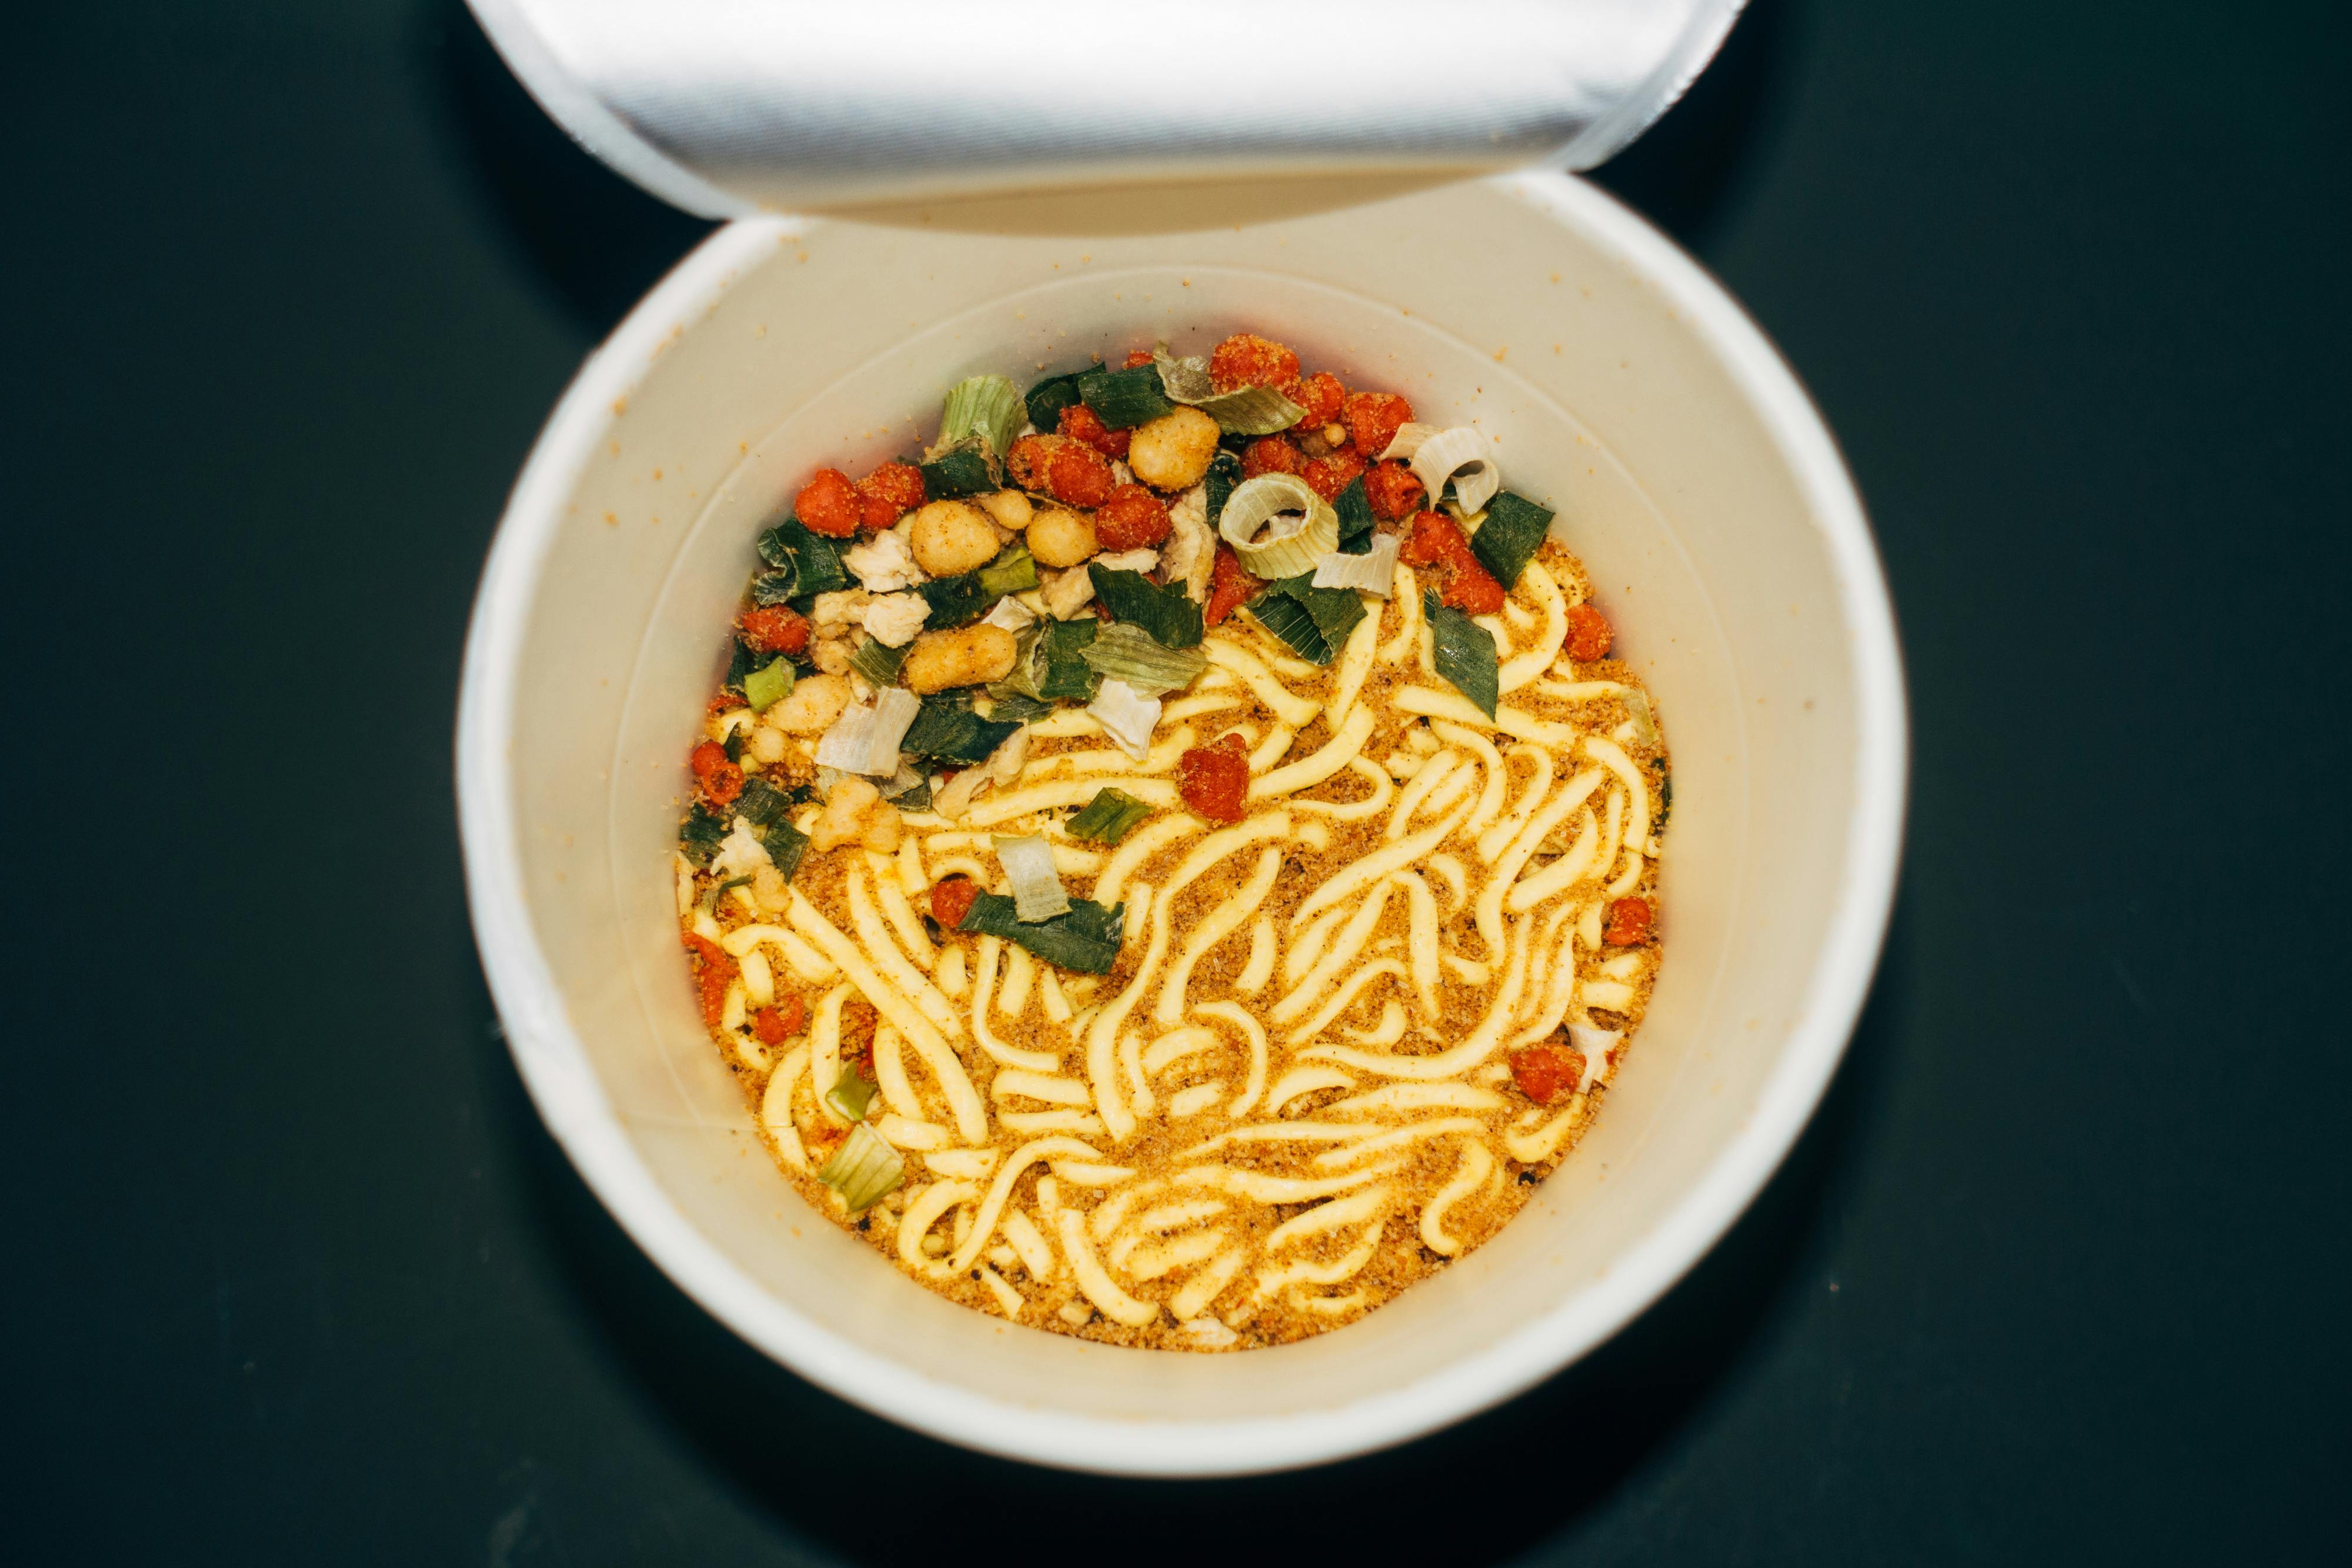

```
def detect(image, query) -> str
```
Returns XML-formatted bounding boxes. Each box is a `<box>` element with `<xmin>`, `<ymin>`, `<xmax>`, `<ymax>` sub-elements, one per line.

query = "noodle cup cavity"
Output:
<box><xmin>458</xmin><ymin>175</ymin><xmax>1906</xmax><ymax>1474</ymax></box>
<box><xmin>677</xmin><ymin>332</ymin><xmax>1664</xmax><ymax>1350</ymax></box>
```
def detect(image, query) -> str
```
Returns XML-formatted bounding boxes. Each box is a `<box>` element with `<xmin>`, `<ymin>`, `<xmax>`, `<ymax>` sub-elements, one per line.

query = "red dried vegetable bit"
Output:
<box><xmin>1209</xmin><ymin>333</ymin><xmax>1300</xmax><ymax>394</ymax></box>
<box><xmin>1045</xmin><ymin>438</ymin><xmax>1115</xmax><ymax>508</ymax></box>
<box><xmin>1006</xmin><ymin>433</ymin><xmax>1054</xmax><ymax>491</ymax></box>
<box><xmin>1093</xmin><ymin>483</ymin><xmax>1172</xmax><ymax>550</ymax></box>
<box><xmin>1290</xmin><ymin>371</ymin><xmax>1345</xmax><ymax>427</ymax></box>
<box><xmin>689</xmin><ymin>740</ymin><xmax>744</xmax><ymax>806</ymax></box>
<box><xmin>1603</xmin><ymin>896</ymin><xmax>1653</xmax><ymax>948</ymax></box>
<box><xmin>1397</xmin><ymin>511</ymin><xmax>1504</xmax><ymax>613</ymax></box>
<box><xmin>855</xmin><ymin>461</ymin><xmax>926</xmax><ymax>531</ymax></box>
<box><xmin>1565</xmin><ymin>602</ymin><xmax>1613</xmax><ymax>662</ymax></box>
<box><xmin>1205</xmin><ymin>545</ymin><xmax>1260</xmax><ymax>628</ymax></box>
<box><xmin>706</xmin><ymin>691</ymin><xmax>745</xmax><ymax>713</ymax></box>
<box><xmin>1007</xmin><ymin>433</ymin><xmax>1116</xmax><ymax>508</ymax></box>
<box><xmin>929</xmin><ymin>875</ymin><xmax>979</xmax><ymax>930</ymax></box>
<box><xmin>1510</xmin><ymin>1043</ymin><xmax>1586</xmax><ymax>1106</ymax></box>
<box><xmin>1397</xmin><ymin>508</ymin><xmax>1458</xmax><ymax>568</ymax></box>
<box><xmin>773</xmin><ymin>990</ymin><xmax>806</xmax><ymax>1036</ymax></box>
<box><xmin>682</xmin><ymin>933</ymin><xmax>735</xmax><ymax>1027</ymax></box>
<box><xmin>1177</xmin><ymin>733</ymin><xmax>1250</xmax><ymax>823</ymax></box>
<box><xmin>1240</xmin><ymin>436</ymin><xmax>1302</xmax><ymax>479</ymax></box>
<box><xmin>1300</xmin><ymin>450</ymin><xmax>1366</xmax><ymax>502</ymax></box>
<box><xmin>751</xmin><ymin>991</ymin><xmax>806</xmax><ymax>1046</ymax></box>
<box><xmin>1123</xmin><ymin>348</ymin><xmax>1156</xmax><ymax>369</ymax></box>
<box><xmin>1442</xmin><ymin>554</ymin><xmax>1507</xmax><ymax>615</ymax></box>
<box><xmin>1058</xmin><ymin>402</ymin><xmax>1131</xmax><ymax>461</ymax></box>
<box><xmin>839</xmin><ymin>1002</ymin><xmax>878</xmax><ymax>1079</ymax></box>
<box><xmin>739</xmin><ymin>603</ymin><xmax>810</xmax><ymax>655</ymax></box>
<box><xmin>793</xmin><ymin>466</ymin><xmax>863</xmax><ymax>538</ymax></box>
<box><xmin>1362</xmin><ymin>459</ymin><xmax>1426</xmax><ymax>521</ymax></box>
<box><xmin>1340</xmin><ymin>391</ymin><xmax>1413</xmax><ymax>461</ymax></box>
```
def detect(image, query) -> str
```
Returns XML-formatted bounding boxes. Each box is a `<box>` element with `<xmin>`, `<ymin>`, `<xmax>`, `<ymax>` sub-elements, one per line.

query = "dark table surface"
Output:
<box><xmin>9</xmin><ymin>2</ymin><xmax>2347</xmax><ymax>1561</ymax></box>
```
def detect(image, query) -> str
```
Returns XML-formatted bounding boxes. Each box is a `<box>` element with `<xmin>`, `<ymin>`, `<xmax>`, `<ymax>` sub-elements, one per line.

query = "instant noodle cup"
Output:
<box><xmin>457</xmin><ymin>173</ymin><xmax>1907</xmax><ymax>1474</ymax></box>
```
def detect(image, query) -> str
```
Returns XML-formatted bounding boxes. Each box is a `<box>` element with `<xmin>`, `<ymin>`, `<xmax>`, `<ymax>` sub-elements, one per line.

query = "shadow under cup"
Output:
<box><xmin>456</xmin><ymin>172</ymin><xmax>1907</xmax><ymax>1476</ymax></box>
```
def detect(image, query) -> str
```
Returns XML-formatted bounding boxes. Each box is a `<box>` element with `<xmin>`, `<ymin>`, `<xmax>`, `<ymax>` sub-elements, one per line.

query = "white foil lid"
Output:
<box><xmin>469</xmin><ymin>0</ymin><xmax>1745</xmax><ymax>222</ymax></box>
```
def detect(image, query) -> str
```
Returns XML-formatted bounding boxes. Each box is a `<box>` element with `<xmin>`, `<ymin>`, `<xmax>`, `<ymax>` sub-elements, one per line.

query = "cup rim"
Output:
<box><xmin>455</xmin><ymin>171</ymin><xmax>1908</xmax><ymax>1477</ymax></box>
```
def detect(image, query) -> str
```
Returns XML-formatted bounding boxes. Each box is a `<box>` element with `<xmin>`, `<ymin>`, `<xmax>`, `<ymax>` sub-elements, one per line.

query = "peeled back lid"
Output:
<box><xmin>469</xmin><ymin>0</ymin><xmax>1744</xmax><ymax>229</ymax></box>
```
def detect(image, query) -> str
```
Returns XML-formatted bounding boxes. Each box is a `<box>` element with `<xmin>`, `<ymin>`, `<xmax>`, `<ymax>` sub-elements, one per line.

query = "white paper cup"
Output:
<box><xmin>457</xmin><ymin>172</ymin><xmax>1906</xmax><ymax>1476</ymax></box>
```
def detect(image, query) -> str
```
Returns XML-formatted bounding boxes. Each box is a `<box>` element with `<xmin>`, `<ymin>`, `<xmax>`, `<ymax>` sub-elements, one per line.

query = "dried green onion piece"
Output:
<box><xmin>977</xmin><ymin>541</ymin><xmax>1040</xmax><ymax>599</ymax></box>
<box><xmin>1202</xmin><ymin>449</ymin><xmax>1242</xmax><ymax>534</ymax></box>
<box><xmin>816</xmin><ymin>1122</ymin><xmax>902</xmax><ymax>1212</ymax></box>
<box><xmin>734</xmin><ymin>776</ymin><xmax>794</xmax><ymax>826</ymax></box>
<box><xmin>982</xmin><ymin>692</ymin><xmax>1053</xmax><ymax>725</ymax></box>
<box><xmin>900</xmin><ymin>696</ymin><xmax>1023</xmax><ymax>766</ymax></box>
<box><xmin>848</xmin><ymin>636</ymin><xmax>909</xmax><ymax>690</ymax></box>
<box><xmin>743</xmin><ymin>657</ymin><xmax>793</xmax><ymax>712</ymax></box>
<box><xmin>755</xmin><ymin>518</ymin><xmax>849</xmax><ymax>598</ymax></box>
<box><xmin>700</xmin><ymin>874</ymin><xmax>755</xmax><ymax>916</ymax></box>
<box><xmin>1246</xmin><ymin>572</ymin><xmax>1366</xmax><ymax>665</ymax></box>
<box><xmin>916</xmin><ymin>571</ymin><xmax>994</xmax><ymax>630</ymax></box>
<box><xmin>1065</xmin><ymin>788</ymin><xmax>1154</xmax><ymax>845</ymax></box>
<box><xmin>1333</xmin><ymin>474</ymin><xmax>1376</xmax><ymax>556</ymax></box>
<box><xmin>1023</xmin><ymin>371</ymin><xmax>1087</xmax><ymax>433</ymax></box>
<box><xmin>932</xmin><ymin>375</ymin><xmax>1024</xmax><ymax>464</ymax></box>
<box><xmin>1033</xmin><ymin>618</ymin><xmax>1102</xmax><ymax>701</ymax></box>
<box><xmin>760</xmin><ymin>819</ymin><xmax>810</xmax><ymax>883</ymax></box>
<box><xmin>678</xmin><ymin>802</ymin><xmax>730</xmax><ymax>867</ymax></box>
<box><xmin>1077</xmin><ymin>621</ymin><xmax>1207</xmax><ymax>694</ymax></box>
<box><xmin>1087</xmin><ymin>565</ymin><xmax>1204</xmax><ymax>649</ymax></box>
<box><xmin>1424</xmin><ymin>589</ymin><xmax>1499</xmax><ymax>718</ymax></box>
<box><xmin>1468</xmin><ymin>490</ymin><xmax>1554</xmax><ymax>591</ymax></box>
<box><xmin>1077</xmin><ymin>363</ymin><xmax>1176</xmax><ymax>429</ymax></box>
<box><xmin>1151</xmin><ymin>347</ymin><xmax>1307</xmax><ymax>436</ymax></box>
<box><xmin>956</xmin><ymin>892</ymin><xmax>1126</xmax><ymax>974</ymax></box>
<box><xmin>918</xmin><ymin>443</ymin><xmax>996</xmax><ymax>499</ymax></box>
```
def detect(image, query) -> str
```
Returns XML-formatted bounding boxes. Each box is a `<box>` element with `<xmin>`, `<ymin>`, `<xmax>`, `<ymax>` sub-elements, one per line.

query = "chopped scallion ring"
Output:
<box><xmin>1218</xmin><ymin>474</ymin><xmax>1339</xmax><ymax>579</ymax></box>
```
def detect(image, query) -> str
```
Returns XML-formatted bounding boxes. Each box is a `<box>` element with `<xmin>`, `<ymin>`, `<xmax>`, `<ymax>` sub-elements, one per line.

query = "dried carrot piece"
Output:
<box><xmin>1603</xmin><ymin>896</ymin><xmax>1653</xmax><ymax>947</ymax></box>
<box><xmin>1510</xmin><ymin>1043</ymin><xmax>1586</xmax><ymax>1106</ymax></box>
<box><xmin>683</xmin><ymin>932</ymin><xmax>735</xmax><ymax>1027</ymax></box>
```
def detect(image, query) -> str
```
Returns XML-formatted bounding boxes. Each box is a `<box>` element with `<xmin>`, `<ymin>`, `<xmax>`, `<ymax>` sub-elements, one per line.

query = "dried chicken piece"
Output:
<box><xmin>1057</xmin><ymin>402</ymin><xmax>1131</xmax><ymax>461</ymax></box>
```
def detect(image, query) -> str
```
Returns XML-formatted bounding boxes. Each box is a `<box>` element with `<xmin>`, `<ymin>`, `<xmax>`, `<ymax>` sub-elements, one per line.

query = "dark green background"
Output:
<box><xmin>8</xmin><ymin>2</ymin><xmax>2346</xmax><ymax>1561</ymax></box>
